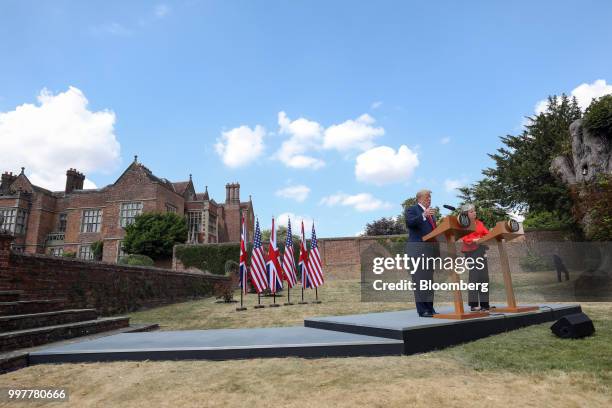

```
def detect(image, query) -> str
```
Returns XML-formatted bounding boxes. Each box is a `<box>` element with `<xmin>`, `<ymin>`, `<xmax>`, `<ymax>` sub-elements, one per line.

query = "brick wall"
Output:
<box><xmin>0</xmin><ymin>234</ymin><xmax>230</xmax><ymax>315</ymax></box>
<box><xmin>172</xmin><ymin>231</ymin><xmax>566</xmax><ymax>279</ymax></box>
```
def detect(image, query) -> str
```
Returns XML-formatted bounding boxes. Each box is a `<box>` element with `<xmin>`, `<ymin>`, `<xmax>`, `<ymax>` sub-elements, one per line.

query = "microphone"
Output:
<box><xmin>443</xmin><ymin>204</ymin><xmax>456</xmax><ymax>212</ymax></box>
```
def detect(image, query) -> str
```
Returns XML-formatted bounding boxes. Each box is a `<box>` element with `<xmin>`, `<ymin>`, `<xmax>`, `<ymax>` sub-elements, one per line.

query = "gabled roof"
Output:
<box><xmin>114</xmin><ymin>159</ymin><xmax>177</xmax><ymax>194</ymax></box>
<box><xmin>172</xmin><ymin>181</ymin><xmax>190</xmax><ymax>195</ymax></box>
<box><xmin>195</xmin><ymin>186</ymin><xmax>210</xmax><ymax>201</ymax></box>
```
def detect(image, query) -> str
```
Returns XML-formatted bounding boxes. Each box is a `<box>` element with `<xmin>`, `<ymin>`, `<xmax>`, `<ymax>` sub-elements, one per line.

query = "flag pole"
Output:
<box><xmin>284</xmin><ymin>287</ymin><xmax>294</xmax><ymax>306</ymax></box>
<box><xmin>270</xmin><ymin>291</ymin><xmax>280</xmax><ymax>307</ymax></box>
<box><xmin>312</xmin><ymin>286</ymin><xmax>322</xmax><ymax>304</ymax></box>
<box><xmin>236</xmin><ymin>287</ymin><xmax>247</xmax><ymax>311</ymax></box>
<box><xmin>298</xmin><ymin>285</ymin><xmax>308</xmax><ymax>304</ymax></box>
<box><xmin>254</xmin><ymin>293</ymin><xmax>265</xmax><ymax>309</ymax></box>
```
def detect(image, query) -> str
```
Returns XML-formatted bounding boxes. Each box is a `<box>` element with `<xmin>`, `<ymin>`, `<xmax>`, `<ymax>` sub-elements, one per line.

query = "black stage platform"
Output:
<box><xmin>28</xmin><ymin>304</ymin><xmax>580</xmax><ymax>364</ymax></box>
<box><xmin>28</xmin><ymin>327</ymin><xmax>403</xmax><ymax>363</ymax></box>
<box><xmin>305</xmin><ymin>304</ymin><xmax>582</xmax><ymax>354</ymax></box>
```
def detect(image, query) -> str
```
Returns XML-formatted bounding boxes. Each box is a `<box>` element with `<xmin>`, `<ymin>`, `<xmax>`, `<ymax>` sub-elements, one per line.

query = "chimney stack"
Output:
<box><xmin>0</xmin><ymin>172</ymin><xmax>17</xmax><ymax>193</ymax></box>
<box><xmin>233</xmin><ymin>182</ymin><xmax>240</xmax><ymax>204</ymax></box>
<box><xmin>65</xmin><ymin>168</ymin><xmax>85</xmax><ymax>194</ymax></box>
<box><xmin>225</xmin><ymin>182</ymin><xmax>241</xmax><ymax>204</ymax></box>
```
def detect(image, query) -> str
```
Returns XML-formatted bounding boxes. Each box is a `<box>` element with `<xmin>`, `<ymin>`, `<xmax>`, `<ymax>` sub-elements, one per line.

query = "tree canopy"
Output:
<box><xmin>457</xmin><ymin>94</ymin><xmax>581</xmax><ymax>228</ymax></box>
<box><xmin>122</xmin><ymin>212</ymin><xmax>188</xmax><ymax>260</ymax></box>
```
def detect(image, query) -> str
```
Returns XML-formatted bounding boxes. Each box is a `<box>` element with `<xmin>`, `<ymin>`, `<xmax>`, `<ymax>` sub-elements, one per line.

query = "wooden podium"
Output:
<box><xmin>422</xmin><ymin>215</ymin><xmax>489</xmax><ymax>319</ymax></box>
<box><xmin>479</xmin><ymin>220</ymin><xmax>538</xmax><ymax>313</ymax></box>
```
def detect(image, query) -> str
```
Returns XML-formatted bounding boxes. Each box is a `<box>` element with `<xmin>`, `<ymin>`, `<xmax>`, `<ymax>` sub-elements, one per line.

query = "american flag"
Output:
<box><xmin>249</xmin><ymin>218</ymin><xmax>268</xmax><ymax>293</ymax></box>
<box><xmin>239</xmin><ymin>212</ymin><xmax>249</xmax><ymax>294</ymax></box>
<box><xmin>267</xmin><ymin>217</ymin><xmax>283</xmax><ymax>294</ymax></box>
<box><xmin>299</xmin><ymin>220</ymin><xmax>312</xmax><ymax>288</ymax></box>
<box><xmin>307</xmin><ymin>222</ymin><xmax>324</xmax><ymax>287</ymax></box>
<box><xmin>282</xmin><ymin>218</ymin><xmax>298</xmax><ymax>288</ymax></box>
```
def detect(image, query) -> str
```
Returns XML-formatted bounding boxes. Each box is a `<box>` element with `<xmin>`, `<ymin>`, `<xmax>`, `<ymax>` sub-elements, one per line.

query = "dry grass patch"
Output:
<box><xmin>1</xmin><ymin>355</ymin><xmax>610</xmax><ymax>408</ymax></box>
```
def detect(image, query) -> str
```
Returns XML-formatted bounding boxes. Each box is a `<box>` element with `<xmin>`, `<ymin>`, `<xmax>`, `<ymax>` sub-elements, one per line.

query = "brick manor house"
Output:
<box><xmin>0</xmin><ymin>157</ymin><xmax>254</xmax><ymax>263</ymax></box>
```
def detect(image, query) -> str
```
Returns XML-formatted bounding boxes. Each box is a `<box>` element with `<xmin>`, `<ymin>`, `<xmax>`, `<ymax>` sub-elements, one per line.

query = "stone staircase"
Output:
<box><xmin>0</xmin><ymin>290</ymin><xmax>135</xmax><ymax>353</ymax></box>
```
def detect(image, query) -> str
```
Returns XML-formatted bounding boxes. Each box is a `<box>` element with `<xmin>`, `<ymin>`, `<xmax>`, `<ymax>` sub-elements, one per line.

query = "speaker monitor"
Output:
<box><xmin>551</xmin><ymin>313</ymin><xmax>595</xmax><ymax>339</ymax></box>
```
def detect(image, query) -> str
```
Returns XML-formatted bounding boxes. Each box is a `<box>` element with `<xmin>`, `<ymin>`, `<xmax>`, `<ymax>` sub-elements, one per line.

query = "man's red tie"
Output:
<box><xmin>427</xmin><ymin>214</ymin><xmax>436</xmax><ymax>229</ymax></box>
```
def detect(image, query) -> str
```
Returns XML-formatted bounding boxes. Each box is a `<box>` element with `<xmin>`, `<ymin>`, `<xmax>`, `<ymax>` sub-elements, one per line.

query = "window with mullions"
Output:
<box><xmin>119</xmin><ymin>202</ymin><xmax>143</xmax><ymax>227</ymax></box>
<box><xmin>49</xmin><ymin>247</ymin><xmax>64</xmax><ymax>257</ymax></box>
<box><xmin>187</xmin><ymin>211</ymin><xmax>202</xmax><ymax>243</ymax></box>
<box><xmin>58</xmin><ymin>213</ymin><xmax>67</xmax><ymax>232</ymax></box>
<box><xmin>78</xmin><ymin>245</ymin><xmax>93</xmax><ymax>260</ymax></box>
<box><xmin>0</xmin><ymin>207</ymin><xmax>28</xmax><ymax>235</ymax></box>
<box><xmin>81</xmin><ymin>209</ymin><xmax>102</xmax><ymax>233</ymax></box>
<box><xmin>117</xmin><ymin>240</ymin><xmax>127</xmax><ymax>261</ymax></box>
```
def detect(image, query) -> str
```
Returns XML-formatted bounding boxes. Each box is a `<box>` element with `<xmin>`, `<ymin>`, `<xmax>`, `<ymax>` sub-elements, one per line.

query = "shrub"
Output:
<box><xmin>62</xmin><ymin>251</ymin><xmax>77</xmax><ymax>258</ymax></box>
<box><xmin>123</xmin><ymin>212</ymin><xmax>187</xmax><ymax>260</ymax></box>
<box><xmin>118</xmin><ymin>254</ymin><xmax>155</xmax><ymax>267</ymax></box>
<box><xmin>174</xmin><ymin>242</ymin><xmax>301</xmax><ymax>275</ymax></box>
<box><xmin>519</xmin><ymin>252</ymin><xmax>554</xmax><ymax>272</ymax></box>
<box><xmin>523</xmin><ymin>210</ymin><xmax>575</xmax><ymax>230</ymax></box>
<box><xmin>583</xmin><ymin>94</ymin><xmax>612</xmax><ymax>136</ymax></box>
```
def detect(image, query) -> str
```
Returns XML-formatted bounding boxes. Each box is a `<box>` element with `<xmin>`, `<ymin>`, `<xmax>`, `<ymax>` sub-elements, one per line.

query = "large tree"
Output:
<box><xmin>364</xmin><ymin>216</ymin><xmax>406</xmax><ymax>236</ymax></box>
<box><xmin>459</xmin><ymin>94</ymin><xmax>581</xmax><ymax>226</ymax></box>
<box><xmin>122</xmin><ymin>212</ymin><xmax>188</xmax><ymax>260</ymax></box>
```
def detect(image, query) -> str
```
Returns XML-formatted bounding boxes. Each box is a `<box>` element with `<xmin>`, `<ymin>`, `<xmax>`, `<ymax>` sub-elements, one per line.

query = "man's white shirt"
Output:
<box><xmin>418</xmin><ymin>203</ymin><xmax>427</xmax><ymax>222</ymax></box>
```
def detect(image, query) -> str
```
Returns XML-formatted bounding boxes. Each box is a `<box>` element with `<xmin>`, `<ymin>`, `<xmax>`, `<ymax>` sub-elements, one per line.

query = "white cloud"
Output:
<box><xmin>275</xmin><ymin>184</ymin><xmax>311</xmax><ymax>202</ymax></box>
<box><xmin>571</xmin><ymin>79</ymin><xmax>612</xmax><ymax>110</ymax></box>
<box><xmin>275</xmin><ymin>111</ymin><xmax>324</xmax><ymax>169</ymax></box>
<box><xmin>534</xmin><ymin>79</ymin><xmax>612</xmax><ymax>114</ymax></box>
<box><xmin>83</xmin><ymin>179</ymin><xmax>98</xmax><ymax>189</ymax></box>
<box><xmin>154</xmin><ymin>4</ymin><xmax>170</xmax><ymax>18</ymax></box>
<box><xmin>215</xmin><ymin>125</ymin><xmax>265</xmax><ymax>168</ymax></box>
<box><xmin>371</xmin><ymin>101</ymin><xmax>383</xmax><ymax>110</ymax></box>
<box><xmin>444</xmin><ymin>178</ymin><xmax>466</xmax><ymax>193</ymax></box>
<box><xmin>534</xmin><ymin>99</ymin><xmax>549</xmax><ymax>115</ymax></box>
<box><xmin>276</xmin><ymin>212</ymin><xmax>313</xmax><ymax>234</ymax></box>
<box><xmin>0</xmin><ymin>86</ymin><xmax>120</xmax><ymax>191</ymax></box>
<box><xmin>355</xmin><ymin>145</ymin><xmax>419</xmax><ymax>185</ymax></box>
<box><xmin>440</xmin><ymin>137</ymin><xmax>451</xmax><ymax>145</ymax></box>
<box><xmin>323</xmin><ymin>113</ymin><xmax>384</xmax><ymax>151</ymax></box>
<box><xmin>320</xmin><ymin>192</ymin><xmax>393</xmax><ymax>212</ymax></box>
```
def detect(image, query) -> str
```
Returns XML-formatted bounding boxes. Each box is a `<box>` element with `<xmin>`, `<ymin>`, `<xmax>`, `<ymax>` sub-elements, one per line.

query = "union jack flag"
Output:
<box><xmin>307</xmin><ymin>222</ymin><xmax>324</xmax><ymax>287</ymax></box>
<box><xmin>249</xmin><ymin>218</ymin><xmax>268</xmax><ymax>293</ymax></box>
<box><xmin>239</xmin><ymin>212</ymin><xmax>249</xmax><ymax>294</ymax></box>
<box><xmin>299</xmin><ymin>220</ymin><xmax>312</xmax><ymax>288</ymax></box>
<box><xmin>267</xmin><ymin>217</ymin><xmax>283</xmax><ymax>294</ymax></box>
<box><xmin>282</xmin><ymin>218</ymin><xmax>298</xmax><ymax>288</ymax></box>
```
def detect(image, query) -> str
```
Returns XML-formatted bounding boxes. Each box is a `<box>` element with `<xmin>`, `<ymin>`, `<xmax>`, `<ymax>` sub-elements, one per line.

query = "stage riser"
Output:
<box><xmin>305</xmin><ymin>305</ymin><xmax>583</xmax><ymax>355</ymax></box>
<box><xmin>29</xmin><ymin>343</ymin><xmax>403</xmax><ymax>364</ymax></box>
<box><xmin>28</xmin><ymin>305</ymin><xmax>582</xmax><ymax>364</ymax></box>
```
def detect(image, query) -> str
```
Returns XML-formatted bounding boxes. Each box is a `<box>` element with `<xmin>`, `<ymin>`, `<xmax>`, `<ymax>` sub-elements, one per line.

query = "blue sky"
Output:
<box><xmin>1</xmin><ymin>0</ymin><xmax>612</xmax><ymax>237</ymax></box>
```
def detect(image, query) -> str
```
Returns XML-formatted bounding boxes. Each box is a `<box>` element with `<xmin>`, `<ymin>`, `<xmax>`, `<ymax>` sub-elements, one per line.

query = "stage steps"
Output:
<box><xmin>0</xmin><ymin>309</ymin><xmax>98</xmax><ymax>332</ymax></box>
<box><xmin>0</xmin><ymin>288</ymin><xmax>136</xmax><ymax>355</ymax></box>
<box><xmin>0</xmin><ymin>316</ymin><xmax>130</xmax><ymax>352</ymax></box>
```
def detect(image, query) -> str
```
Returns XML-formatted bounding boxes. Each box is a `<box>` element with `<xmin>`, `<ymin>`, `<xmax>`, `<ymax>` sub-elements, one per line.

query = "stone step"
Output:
<box><xmin>0</xmin><ymin>317</ymin><xmax>130</xmax><ymax>352</ymax></box>
<box><xmin>0</xmin><ymin>290</ymin><xmax>23</xmax><ymax>302</ymax></box>
<box><xmin>0</xmin><ymin>309</ymin><xmax>98</xmax><ymax>332</ymax></box>
<box><xmin>0</xmin><ymin>299</ymin><xmax>65</xmax><ymax>316</ymax></box>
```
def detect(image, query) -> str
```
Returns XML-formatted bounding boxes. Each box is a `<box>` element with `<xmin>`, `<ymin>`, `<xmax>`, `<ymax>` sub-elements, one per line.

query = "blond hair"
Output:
<box><xmin>416</xmin><ymin>189</ymin><xmax>431</xmax><ymax>201</ymax></box>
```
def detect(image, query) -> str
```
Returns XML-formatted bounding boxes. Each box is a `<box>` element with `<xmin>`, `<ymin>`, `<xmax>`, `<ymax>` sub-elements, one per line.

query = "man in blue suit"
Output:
<box><xmin>405</xmin><ymin>189</ymin><xmax>438</xmax><ymax>317</ymax></box>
